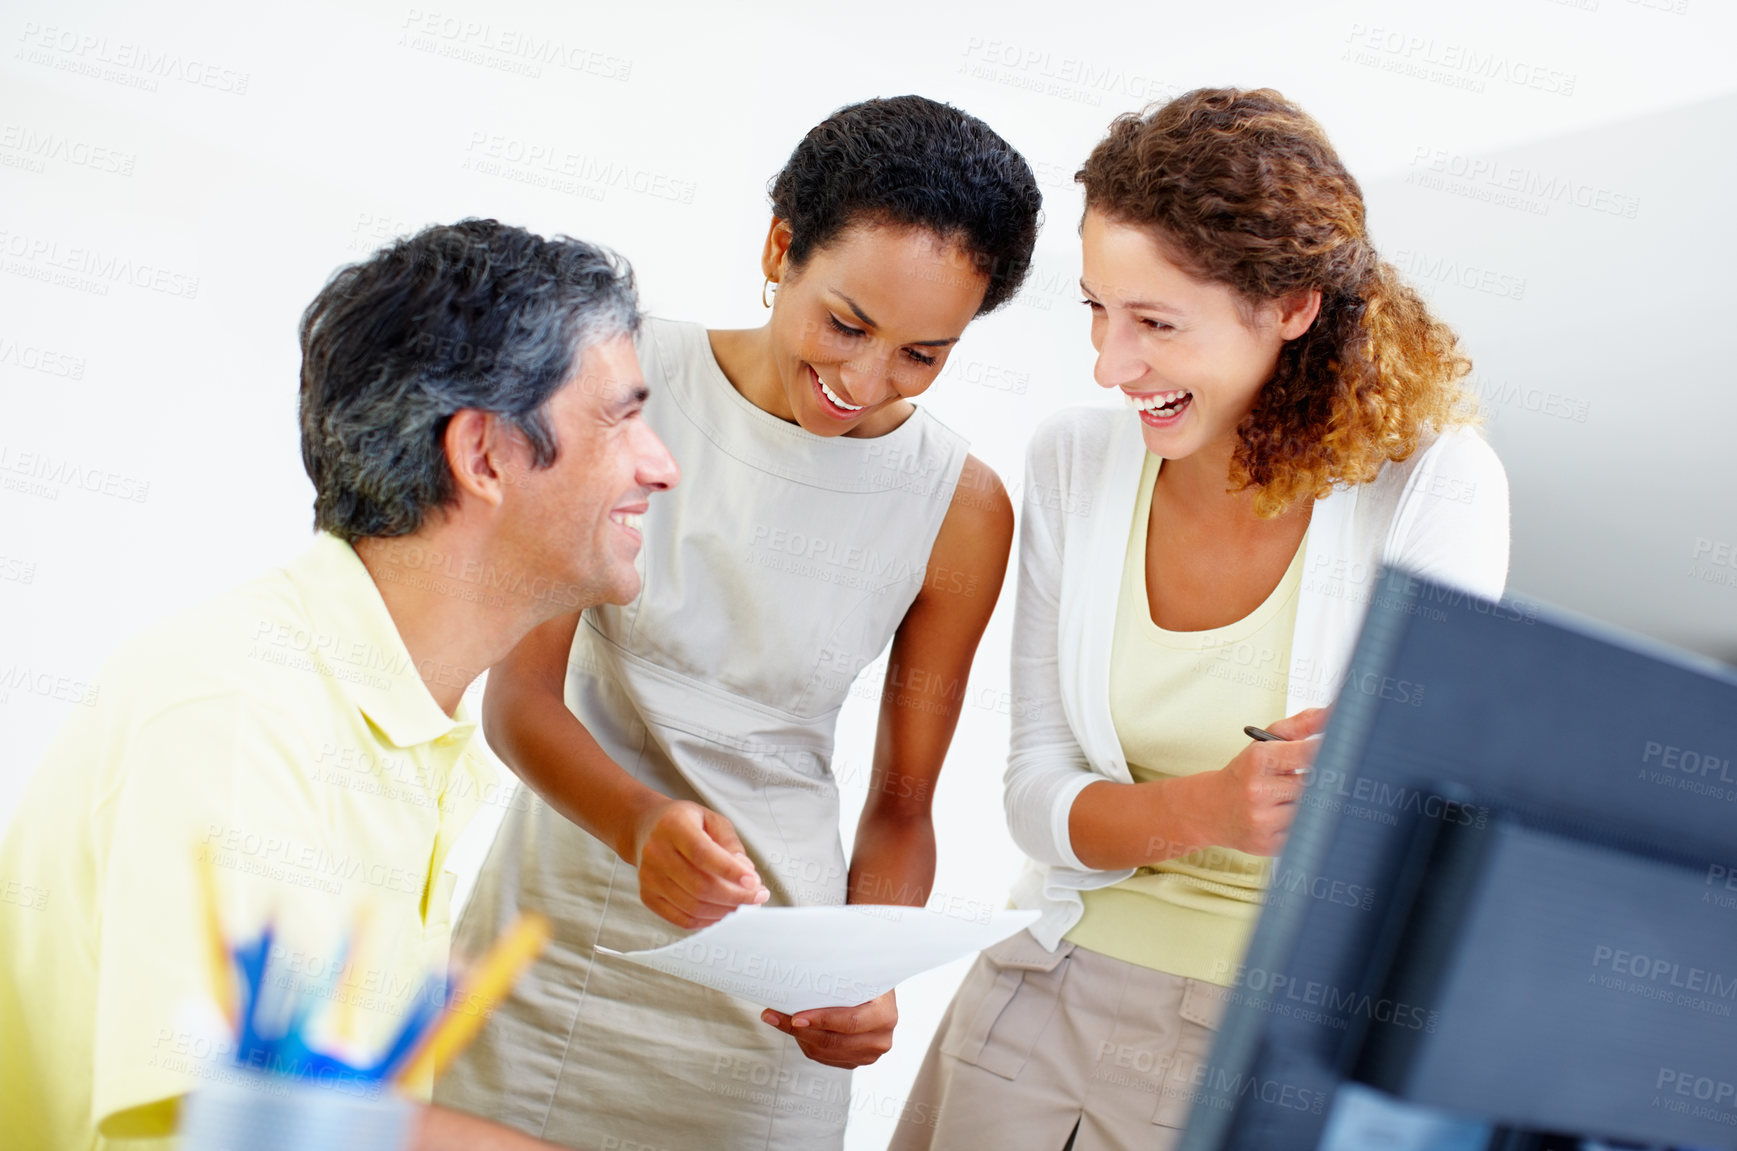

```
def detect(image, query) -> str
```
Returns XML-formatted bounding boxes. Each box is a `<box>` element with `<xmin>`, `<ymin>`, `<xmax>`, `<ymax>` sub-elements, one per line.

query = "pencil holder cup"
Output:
<box><xmin>178</xmin><ymin>1069</ymin><xmax>414</xmax><ymax>1151</ymax></box>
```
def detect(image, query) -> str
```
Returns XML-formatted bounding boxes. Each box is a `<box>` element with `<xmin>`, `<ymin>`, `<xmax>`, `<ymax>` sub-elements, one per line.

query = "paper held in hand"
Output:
<box><xmin>597</xmin><ymin>904</ymin><xmax>1040</xmax><ymax>1014</ymax></box>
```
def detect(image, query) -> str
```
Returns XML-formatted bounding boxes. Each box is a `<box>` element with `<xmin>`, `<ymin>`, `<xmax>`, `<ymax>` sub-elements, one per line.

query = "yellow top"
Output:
<box><xmin>1064</xmin><ymin>452</ymin><xmax>1304</xmax><ymax>984</ymax></box>
<box><xmin>0</xmin><ymin>533</ymin><xmax>497</xmax><ymax>1150</ymax></box>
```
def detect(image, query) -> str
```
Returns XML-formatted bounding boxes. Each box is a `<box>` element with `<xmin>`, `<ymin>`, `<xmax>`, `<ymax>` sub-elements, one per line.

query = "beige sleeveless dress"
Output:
<box><xmin>435</xmin><ymin>317</ymin><xmax>969</xmax><ymax>1150</ymax></box>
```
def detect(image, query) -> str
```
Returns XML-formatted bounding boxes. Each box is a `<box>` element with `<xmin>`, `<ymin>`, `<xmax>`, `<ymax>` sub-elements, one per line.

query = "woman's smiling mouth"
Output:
<box><xmin>812</xmin><ymin>366</ymin><xmax>866</xmax><ymax>418</ymax></box>
<box><xmin>1125</xmin><ymin>388</ymin><xmax>1192</xmax><ymax>426</ymax></box>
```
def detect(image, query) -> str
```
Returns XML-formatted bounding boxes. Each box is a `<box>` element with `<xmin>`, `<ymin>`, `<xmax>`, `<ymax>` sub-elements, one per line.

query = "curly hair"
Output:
<box><xmin>299</xmin><ymin>218</ymin><xmax>638</xmax><ymax>541</ymax></box>
<box><xmin>1076</xmin><ymin>87</ymin><xmax>1478</xmax><ymax>516</ymax></box>
<box><xmin>770</xmin><ymin>95</ymin><xmax>1043</xmax><ymax>315</ymax></box>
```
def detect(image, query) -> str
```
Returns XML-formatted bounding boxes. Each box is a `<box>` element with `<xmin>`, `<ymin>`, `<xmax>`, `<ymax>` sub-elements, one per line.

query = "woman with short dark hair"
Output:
<box><xmin>435</xmin><ymin>95</ymin><xmax>1042</xmax><ymax>1151</ymax></box>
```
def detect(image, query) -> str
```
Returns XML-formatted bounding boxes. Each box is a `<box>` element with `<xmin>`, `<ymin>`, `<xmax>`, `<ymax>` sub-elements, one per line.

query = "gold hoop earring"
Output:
<box><xmin>762</xmin><ymin>278</ymin><xmax>778</xmax><ymax>308</ymax></box>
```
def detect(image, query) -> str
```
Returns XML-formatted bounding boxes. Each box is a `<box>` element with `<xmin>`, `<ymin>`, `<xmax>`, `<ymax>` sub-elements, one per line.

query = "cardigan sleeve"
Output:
<box><xmin>1383</xmin><ymin>425</ymin><xmax>1511</xmax><ymax>600</ymax></box>
<box><xmin>1003</xmin><ymin>414</ymin><xmax>1101</xmax><ymax>872</ymax></box>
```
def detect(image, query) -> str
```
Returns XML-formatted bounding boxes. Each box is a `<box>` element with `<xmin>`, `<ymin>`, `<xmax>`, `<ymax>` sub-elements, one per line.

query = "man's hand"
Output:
<box><xmin>630</xmin><ymin>799</ymin><xmax>768</xmax><ymax>928</ymax></box>
<box><xmin>761</xmin><ymin>989</ymin><xmax>898</xmax><ymax>1069</ymax></box>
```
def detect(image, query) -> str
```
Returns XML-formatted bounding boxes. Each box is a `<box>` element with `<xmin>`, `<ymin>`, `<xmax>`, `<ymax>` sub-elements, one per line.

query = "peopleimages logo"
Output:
<box><xmin>956</xmin><ymin>37</ymin><xmax>1177</xmax><ymax>106</ymax></box>
<box><xmin>200</xmin><ymin>827</ymin><xmax>422</xmax><ymax>897</ymax></box>
<box><xmin>0</xmin><ymin>444</ymin><xmax>150</xmax><ymax>503</ymax></box>
<box><xmin>1638</xmin><ymin>739</ymin><xmax>1737</xmax><ymax>804</ymax></box>
<box><xmin>0</xmin><ymin>879</ymin><xmax>49</xmax><ymax>911</ymax></box>
<box><xmin>1655</xmin><ymin>1069</ymin><xmax>1737</xmax><ymax>1120</ymax></box>
<box><xmin>461</xmin><ymin>133</ymin><xmax>695</xmax><ymax>205</ymax></box>
<box><xmin>747</xmin><ymin>523</ymin><xmax>921</xmax><ymax>589</ymax></box>
<box><xmin>0</xmin><ymin>228</ymin><xmax>200</xmax><ymax>300</ymax></box>
<box><xmin>1304</xmin><ymin>767</ymin><xmax>1489</xmax><ymax>829</ymax></box>
<box><xmin>1590</xmin><ymin>946</ymin><xmax>1736</xmax><ymax>1019</ymax></box>
<box><xmin>1592</xmin><ymin>946</ymin><xmax>1737</xmax><ymax>999</ymax></box>
<box><xmin>1471</xmin><ymin>376</ymin><xmax>1593</xmax><ymax>425</ymax></box>
<box><xmin>1341</xmin><ymin>23</ymin><xmax>1576</xmax><ymax>96</ymax></box>
<box><xmin>398</xmin><ymin>9</ymin><xmax>632</xmax><ymax>81</ymax></box>
<box><xmin>0</xmin><ymin>123</ymin><xmax>136</xmax><ymax>176</ymax></box>
<box><xmin>1642</xmin><ymin>741</ymin><xmax>1735</xmax><ymax>783</ymax></box>
<box><xmin>1390</xmin><ymin>246</ymin><xmax>1526</xmax><ymax>301</ymax></box>
<box><xmin>665</xmin><ymin>939</ymin><xmax>875</xmax><ymax>1005</ymax></box>
<box><xmin>1407</xmin><ymin>146</ymin><xmax>1640</xmax><ymax>220</ymax></box>
<box><xmin>1212</xmin><ymin>961</ymin><xmax>1439</xmax><ymax>1033</ymax></box>
<box><xmin>0</xmin><ymin>665</ymin><xmax>100</xmax><ymax>707</ymax></box>
<box><xmin>1267</xmin><ymin>861</ymin><xmax>1377</xmax><ymax>913</ymax></box>
<box><xmin>15</xmin><ymin>21</ymin><xmax>252</xmax><ymax>94</ymax></box>
<box><xmin>1166</xmin><ymin>1065</ymin><xmax>1328</xmax><ymax>1116</ymax></box>
<box><xmin>0</xmin><ymin>334</ymin><xmax>86</xmax><ymax>380</ymax></box>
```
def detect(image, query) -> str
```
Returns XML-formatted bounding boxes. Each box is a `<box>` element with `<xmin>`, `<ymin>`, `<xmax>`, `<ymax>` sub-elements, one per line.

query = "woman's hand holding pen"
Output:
<box><xmin>1071</xmin><ymin>707</ymin><xmax>1333</xmax><ymax>869</ymax></box>
<box><xmin>1194</xmin><ymin>707</ymin><xmax>1330</xmax><ymax>857</ymax></box>
<box><xmin>629</xmin><ymin>799</ymin><xmax>770</xmax><ymax>929</ymax></box>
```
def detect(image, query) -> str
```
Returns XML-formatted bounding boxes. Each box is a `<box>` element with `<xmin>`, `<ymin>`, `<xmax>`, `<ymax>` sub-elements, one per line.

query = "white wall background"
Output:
<box><xmin>3</xmin><ymin>1</ymin><xmax>1734</xmax><ymax>1147</ymax></box>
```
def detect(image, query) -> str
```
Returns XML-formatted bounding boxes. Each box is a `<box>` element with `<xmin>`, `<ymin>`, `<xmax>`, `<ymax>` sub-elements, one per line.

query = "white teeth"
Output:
<box><xmin>612</xmin><ymin>512</ymin><xmax>642</xmax><ymax>531</ymax></box>
<box><xmin>817</xmin><ymin>374</ymin><xmax>865</xmax><ymax>412</ymax></box>
<box><xmin>1125</xmin><ymin>390</ymin><xmax>1190</xmax><ymax>413</ymax></box>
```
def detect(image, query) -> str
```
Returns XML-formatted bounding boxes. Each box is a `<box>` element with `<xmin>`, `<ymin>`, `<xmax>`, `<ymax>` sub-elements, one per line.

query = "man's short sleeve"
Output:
<box><xmin>91</xmin><ymin>695</ymin><xmax>341</xmax><ymax>1139</ymax></box>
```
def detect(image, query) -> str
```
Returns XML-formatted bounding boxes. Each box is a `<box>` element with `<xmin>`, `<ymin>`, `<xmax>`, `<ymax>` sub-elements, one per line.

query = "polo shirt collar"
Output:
<box><xmin>284</xmin><ymin>533</ymin><xmax>477</xmax><ymax>750</ymax></box>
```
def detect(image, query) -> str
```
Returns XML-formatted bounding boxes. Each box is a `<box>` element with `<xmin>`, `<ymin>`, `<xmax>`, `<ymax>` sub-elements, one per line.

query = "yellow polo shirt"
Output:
<box><xmin>0</xmin><ymin>533</ymin><xmax>497</xmax><ymax>1150</ymax></box>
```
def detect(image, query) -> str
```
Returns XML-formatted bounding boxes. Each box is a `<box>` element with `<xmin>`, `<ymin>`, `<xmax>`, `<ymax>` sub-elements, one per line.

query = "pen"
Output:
<box><xmin>194</xmin><ymin>845</ymin><xmax>239</xmax><ymax>1034</ymax></box>
<box><xmin>394</xmin><ymin>912</ymin><xmax>551</xmax><ymax>1088</ymax></box>
<box><xmin>1245</xmin><ymin>724</ymin><xmax>1316</xmax><ymax>776</ymax></box>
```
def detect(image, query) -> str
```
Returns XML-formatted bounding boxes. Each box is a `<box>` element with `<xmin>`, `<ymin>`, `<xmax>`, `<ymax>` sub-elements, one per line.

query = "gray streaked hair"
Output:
<box><xmin>298</xmin><ymin>218</ymin><xmax>639</xmax><ymax>541</ymax></box>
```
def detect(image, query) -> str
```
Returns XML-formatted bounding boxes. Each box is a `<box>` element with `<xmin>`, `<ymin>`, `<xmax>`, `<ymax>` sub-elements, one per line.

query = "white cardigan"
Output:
<box><xmin>1004</xmin><ymin>406</ymin><xmax>1511</xmax><ymax>949</ymax></box>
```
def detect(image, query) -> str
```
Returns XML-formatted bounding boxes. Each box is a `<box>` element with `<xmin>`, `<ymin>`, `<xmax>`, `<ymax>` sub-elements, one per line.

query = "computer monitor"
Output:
<box><xmin>1177</xmin><ymin>568</ymin><xmax>1737</xmax><ymax>1151</ymax></box>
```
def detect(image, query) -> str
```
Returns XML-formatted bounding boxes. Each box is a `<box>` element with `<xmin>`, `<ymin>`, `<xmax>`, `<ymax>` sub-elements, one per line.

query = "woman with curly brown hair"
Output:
<box><xmin>890</xmin><ymin>88</ymin><xmax>1509</xmax><ymax>1151</ymax></box>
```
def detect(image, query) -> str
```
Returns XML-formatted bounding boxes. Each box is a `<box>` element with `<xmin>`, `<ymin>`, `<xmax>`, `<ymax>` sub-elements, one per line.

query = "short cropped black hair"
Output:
<box><xmin>298</xmin><ymin>218</ymin><xmax>638</xmax><ymax>542</ymax></box>
<box><xmin>769</xmin><ymin>95</ymin><xmax>1043</xmax><ymax>315</ymax></box>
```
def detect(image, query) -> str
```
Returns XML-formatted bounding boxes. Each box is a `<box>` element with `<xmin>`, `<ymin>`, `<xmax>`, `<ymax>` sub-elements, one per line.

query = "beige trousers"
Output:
<box><xmin>888</xmin><ymin>931</ymin><xmax>1229</xmax><ymax>1151</ymax></box>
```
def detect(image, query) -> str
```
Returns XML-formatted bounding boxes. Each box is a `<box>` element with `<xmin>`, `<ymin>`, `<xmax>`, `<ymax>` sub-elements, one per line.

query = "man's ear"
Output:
<box><xmin>1275</xmin><ymin>288</ymin><xmax>1322</xmax><ymax>341</ymax></box>
<box><xmin>760</xmin><ymin>217</ymin><xmax>795</xmax><ymax>284</ymax></box>
<box><xmin>443</xmin><ymin>409</ymin><xmax>510</xmax><ymax>507</ymax></box>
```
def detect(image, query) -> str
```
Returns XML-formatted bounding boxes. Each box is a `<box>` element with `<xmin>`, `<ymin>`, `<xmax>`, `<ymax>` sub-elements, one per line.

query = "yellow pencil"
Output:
<box><xmin>331</xmin><ymin>902</ymin><xmax>375</xmax><ymax>1046</ymax></box>
<box><xmin>194</xmin><ymin>844</ymin><xmax>239</xmax><ymax>1033</ymax></box>
<box><xmin>395</xmin><ymin>913</ymin><xmax>549</xmax><ymax>1088</ymax></box>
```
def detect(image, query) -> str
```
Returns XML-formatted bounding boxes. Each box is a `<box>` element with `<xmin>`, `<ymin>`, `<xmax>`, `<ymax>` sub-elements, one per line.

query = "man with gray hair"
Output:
<box><xmin>0</xmin><ymin>218</ymin><xmax>677</xmax><ymax>1150</ymax></box>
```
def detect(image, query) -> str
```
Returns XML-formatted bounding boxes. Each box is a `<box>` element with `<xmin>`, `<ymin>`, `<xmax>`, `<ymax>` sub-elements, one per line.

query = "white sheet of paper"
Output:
<box><xmin>595</xmin><ymin>905</ymin><xmax>1040</xmax><ymax>1014</ymax></box>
